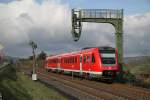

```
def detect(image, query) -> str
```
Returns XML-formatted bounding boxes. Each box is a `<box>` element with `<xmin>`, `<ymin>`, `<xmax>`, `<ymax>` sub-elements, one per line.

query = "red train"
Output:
<box><xmin>45</xmin><ymin>46</ymin><xmax>120</xmax><ymax>80</ymax></box>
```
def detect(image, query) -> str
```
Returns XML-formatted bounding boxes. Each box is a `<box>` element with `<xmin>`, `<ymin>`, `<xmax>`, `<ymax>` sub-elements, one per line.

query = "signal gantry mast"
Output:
<box><xmin>71</xmin><ymin>9</ymin><xmax>124</xmax><ymax>75</ymax></box>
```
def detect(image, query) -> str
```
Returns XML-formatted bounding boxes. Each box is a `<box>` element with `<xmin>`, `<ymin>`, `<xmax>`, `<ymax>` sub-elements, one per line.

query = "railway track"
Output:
<box><xmin>112</xmin><ymin>83</ymin><xmax>150</xmax><ymax>97</ymax></box>
<box><xmin>20</xmin><ymin>68</ymin><xmax>102</xmax><ymax>100</ymax></box>
<box><xmin>35</xmin><ymin>68</ymin><xmax>150</xmax><ymax>100</ymax></box>
<box><xmin>39</xmin><ymin>73</ymin><xmax>106</xmax><ymax>100</ymax></box>
<box><xmin>39</xmin><ymin>71</ymin><xmax>116</xmax><ymax>99</ymax></box>
<box><xmin>72</xmin><ymin>77</ymin><xmax>150</xmax><ymax>100</ymax></box>
<box><xmin>20</xmin><ymin>65</ymin><xmax>150</xmax><ymax>100</ymax></box>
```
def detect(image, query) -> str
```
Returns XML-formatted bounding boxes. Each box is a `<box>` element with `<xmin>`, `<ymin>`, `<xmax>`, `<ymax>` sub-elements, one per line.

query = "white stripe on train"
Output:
<box><xmin>45</xmin><ymin>67</ymin><xmax>102</xmax><ymax>75</ymax></box>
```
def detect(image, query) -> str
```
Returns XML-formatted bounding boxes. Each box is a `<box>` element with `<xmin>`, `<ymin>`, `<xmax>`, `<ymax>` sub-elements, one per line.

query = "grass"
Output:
<box><xmin>0</xmin><ymin>64</ymin><xmax>68</xmax><ymax>100</ymax></box>
<box><xmin>126</xmin><ymin>58</ymin><xmax>150</xmax><ymax>87</ymax></box>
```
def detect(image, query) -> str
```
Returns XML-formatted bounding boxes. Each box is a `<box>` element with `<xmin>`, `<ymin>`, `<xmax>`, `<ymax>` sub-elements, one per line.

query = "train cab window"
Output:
<box><xmin>92</xmin><ymin>54</ymin><xmax>95</xmax><ymax>63</ymax></box>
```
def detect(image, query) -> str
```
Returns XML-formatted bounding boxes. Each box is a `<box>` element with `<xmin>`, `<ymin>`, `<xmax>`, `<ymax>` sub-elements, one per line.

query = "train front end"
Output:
<box><xmin>99</xmin><ymin>47</ymin><xmax>119</xmax><ymax>78</ymax></box>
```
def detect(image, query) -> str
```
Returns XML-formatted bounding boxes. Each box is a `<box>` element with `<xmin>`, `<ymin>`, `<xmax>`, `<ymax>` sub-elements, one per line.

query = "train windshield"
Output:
<box><xmin>99</xmin><ymin>47</ymin><xmax>116</xmax><ymax>66</ymax></box>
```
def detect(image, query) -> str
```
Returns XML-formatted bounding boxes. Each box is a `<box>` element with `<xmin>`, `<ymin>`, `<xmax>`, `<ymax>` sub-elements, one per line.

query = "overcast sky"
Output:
<box><xmin>0</xmin><ymin>0</ymin><xmax>150</xmax><ymax>57</ymax></box>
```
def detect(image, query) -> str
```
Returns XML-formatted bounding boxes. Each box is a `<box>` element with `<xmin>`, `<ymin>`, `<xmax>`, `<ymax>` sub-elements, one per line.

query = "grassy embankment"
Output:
<box><xmin>126</xmin><ymin>56</ymin><xmax>150</xmax><ymax>86</ymax></box>
<box><xmin>0</xmin><ymin>64</ymin><xmax>67</xmax><ymax>100</ymax></box>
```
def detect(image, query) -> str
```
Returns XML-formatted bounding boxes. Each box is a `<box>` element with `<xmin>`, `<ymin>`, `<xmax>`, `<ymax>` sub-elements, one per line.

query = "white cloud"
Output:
<box><xmin>0</xmin><ymin>0</ymin><xmax>150</xmax><ymax>57</ymax></box>
<box><xmin>0</xmin><ymin>0</ymin><xmax>71</xmax><ymax>57</ymax></box>
<box><xmin>124</xmin><ymin>13</ymin><xmax>150</xmax><ymax>56</ymax></box>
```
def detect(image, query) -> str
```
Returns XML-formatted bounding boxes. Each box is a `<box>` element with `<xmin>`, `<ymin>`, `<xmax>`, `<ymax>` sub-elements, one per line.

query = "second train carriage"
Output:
<box><xmin>45</xmin><ymin>46</ymin><xmax>119</xmax><ymax>79</ymax></box>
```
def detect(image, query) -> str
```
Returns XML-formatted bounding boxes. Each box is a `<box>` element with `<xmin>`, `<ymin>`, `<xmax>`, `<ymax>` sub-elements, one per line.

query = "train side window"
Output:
<box><xmin>72</xmin><ymin>58</ymin><xmax>73</xmax><ymax>63</ymax></box>
<box><xmin>87</xmin><ymin>55</ymin><xmax>90</xmax><ymax>62</ymax></box>
<box><xmin>73</xmin><ymin>57</ymin><xmax>75</xmax><ymax>63</ymax></box>
<box><xmin>74</xmin><ymin>58</ymin><xmax>75</xmax><ymax>63</ymax></box>
<box><xmin>75</xmin><ymin>57</ymin><xmax>77</xmax><ymax>63</ymax></box>
<box><xmin>76</xmin><ymin>57</ymin><xmax>77</xmax><ymax>63</ymax></box>
<box><xmin>72</xmin><ymin>58</ymin><xmax>74</xmax><ymax>63</ymax></box>
<box><xmin>69</xmin><ymin>58</ymin><xmax>71</xmax><ymax>63</ymax></box>
<box><xmin>83</xmin><ymin>55</ymin><xmax>86</xmax><ymax>63</ymax></box>
<box><xmin>92</xmin><ymin>54</ymin><xmax>95</xmax><ymax>63</ymax></box>
<box><xmin>70</xmin><ymin>58</ymin><xmax>72</xmax><ymax>63</ymax></box>
<box><xmin>80</xmin><ymin>56</ymin><xmax>82</xmax><ymax>62</ymax></box>
<box><xmin>70</xmin><ymin>58</ymin><xmax>71</xmax><ymax>63</ymax></box>
<box><xmin>71</xmin><ymin>58</ymin><xmax>72</xmax><ymax>63</ymax></box>
<box><xmin>73</xmin><ymin>58</ymin><xmax>74</xmax><ymax>63</ymax></box>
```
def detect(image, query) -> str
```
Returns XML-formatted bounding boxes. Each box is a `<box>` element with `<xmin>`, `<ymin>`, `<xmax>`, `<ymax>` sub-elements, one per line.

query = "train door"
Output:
<box><xmin>83</xmin><ymin>54</ymin><xmax>91</xmax><ymax>72</ymax></box>
<box><xmin>80</xmin><ymin>54</ymin><xmax>83</xmax><ymax>75</ymax></box>
<box><xmin>88</xmin><ymin>54</ymin><xmax>92</xmax><ymax>72</ymax></box>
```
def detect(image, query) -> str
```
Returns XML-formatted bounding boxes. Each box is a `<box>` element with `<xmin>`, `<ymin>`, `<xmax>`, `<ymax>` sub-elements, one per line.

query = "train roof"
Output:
<box><xmin>46</xmin><ymin>46</ymin><xmax>115</xmax><ymax>59</ymax></box>
<box><xmin>82</xmin><ymin>46</ymin><xmax>115</xmax><ymax>50</ymax></box>
<box><xmin>46</xmin><ymin>50</ymin><xmax>82</xmax><ymax>59</ymax></box>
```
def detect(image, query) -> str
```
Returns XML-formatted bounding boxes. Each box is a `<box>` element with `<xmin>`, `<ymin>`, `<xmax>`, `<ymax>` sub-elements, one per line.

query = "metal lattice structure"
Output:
<box><xmin>71</xmin><ymin>9</ymin><xmax>123</xmax><ymax>69</ymax></box>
